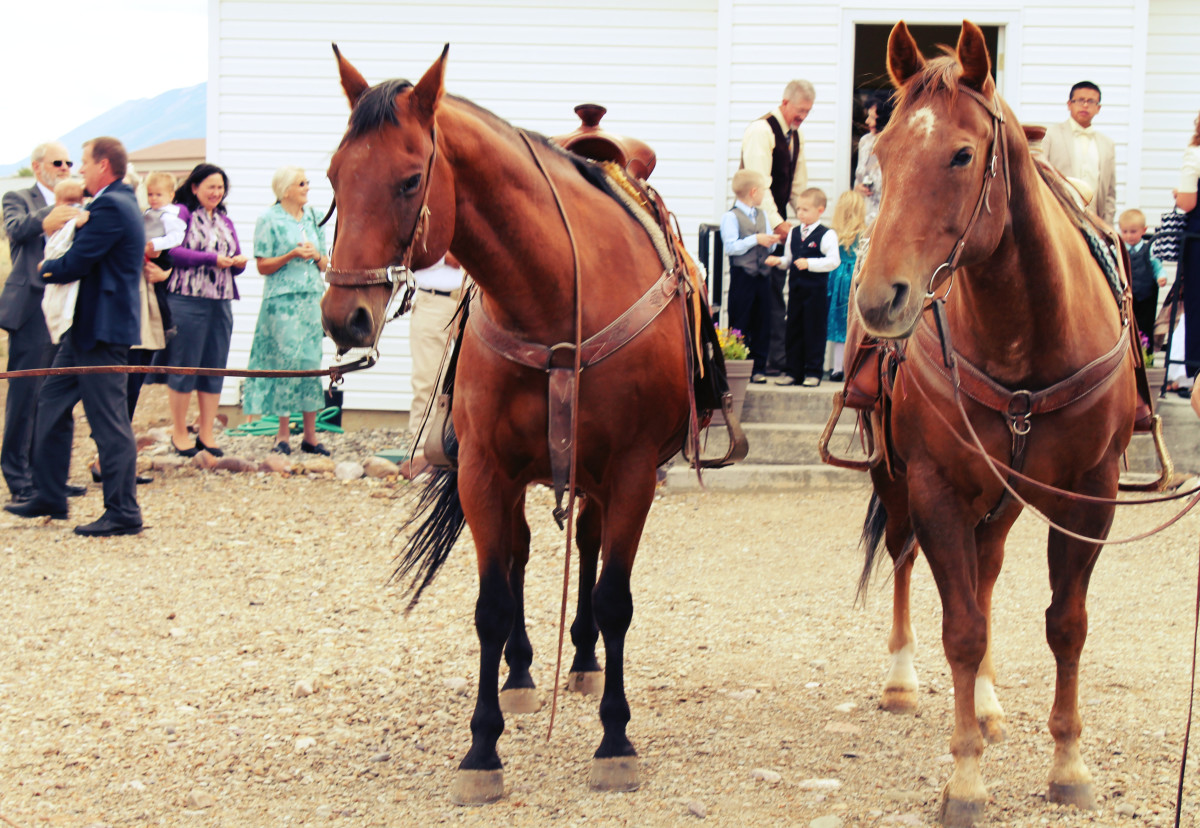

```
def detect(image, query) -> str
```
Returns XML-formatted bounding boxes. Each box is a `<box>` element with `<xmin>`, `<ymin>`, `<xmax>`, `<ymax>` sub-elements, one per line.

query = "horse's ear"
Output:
<box><xmin>887</xmin><ymin>21</ymin><xmax>925</xmax><ymax>88</ymax></box>
<box><xmin>333</xmin><ymin>43</ymin><xmax>370</xmax><ymax>108</ymax></box>
<box><xmin>412</xmin><ymin>44</ymin><xmax>449</xmax><ymax>123</ymax></box>
<box><xmin>956</xmin><ymin>20</ymin><xmax>992</xmax><ymax>92</ymax></box>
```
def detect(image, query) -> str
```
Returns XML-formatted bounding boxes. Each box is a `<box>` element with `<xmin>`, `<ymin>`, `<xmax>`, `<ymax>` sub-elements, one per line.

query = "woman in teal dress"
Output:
<box><xmin>243</xmin><ymin>167</ymin><xmax>331</xmax><ymax>455</ymax></box>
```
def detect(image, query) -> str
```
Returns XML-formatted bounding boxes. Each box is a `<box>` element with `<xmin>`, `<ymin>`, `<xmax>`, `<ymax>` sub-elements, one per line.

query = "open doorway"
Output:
<box><xmin>850</xmin><ymin>24</ymin><xmax>1000</xmax><ymax>182</ymax></box>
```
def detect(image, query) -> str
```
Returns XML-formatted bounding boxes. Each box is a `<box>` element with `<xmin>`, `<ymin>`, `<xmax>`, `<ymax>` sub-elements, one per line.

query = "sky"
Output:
<box><xmin>1</xmin><ymin>0</ymin><xmax>208</xmax><ymax>165</ymax></box>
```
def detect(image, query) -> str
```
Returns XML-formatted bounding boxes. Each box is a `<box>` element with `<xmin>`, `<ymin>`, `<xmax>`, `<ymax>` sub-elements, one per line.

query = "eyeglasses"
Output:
<box><xmin>50</xmin><ymin>159</ymin><xmax>74</xmax><ymax>168</ymax></box>
<box><xmin>1069</xmin><ymin>98</ymin><xmax>1100</xmax><ymax>107</ymax></box>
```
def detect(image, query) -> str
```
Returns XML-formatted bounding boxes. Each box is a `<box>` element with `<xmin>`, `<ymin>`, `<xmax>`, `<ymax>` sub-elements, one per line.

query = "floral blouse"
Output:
<box><xmin>167</xmin><ymin>205</ymin><xmax>244</xmax><ymax>300</ymax></box>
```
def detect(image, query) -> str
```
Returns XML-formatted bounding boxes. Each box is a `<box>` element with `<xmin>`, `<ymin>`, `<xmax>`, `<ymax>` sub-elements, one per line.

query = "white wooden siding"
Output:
<box><xmin>211</xmin><ymin>0</ymin><xmax>720</xmax><ymax>411</ymax></box>
<box><xmin>213</xmin><ymin>0</ymin><xmax>1195</xmax><ymax>412</ymax></box>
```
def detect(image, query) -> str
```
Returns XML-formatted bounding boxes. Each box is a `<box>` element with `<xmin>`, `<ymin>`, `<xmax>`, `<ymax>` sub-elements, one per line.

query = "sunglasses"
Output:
<box><xmin>51</xmin><ymin>160</ymin><xmax>74</xmax><ymax>168</ymax></box>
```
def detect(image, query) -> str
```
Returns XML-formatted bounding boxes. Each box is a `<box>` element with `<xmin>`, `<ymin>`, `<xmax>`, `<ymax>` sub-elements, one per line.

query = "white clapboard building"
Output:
<box><xmin>210</xmin><ymin>0</ymin><xmax>1200</xmax><ymax>415</ymax></box>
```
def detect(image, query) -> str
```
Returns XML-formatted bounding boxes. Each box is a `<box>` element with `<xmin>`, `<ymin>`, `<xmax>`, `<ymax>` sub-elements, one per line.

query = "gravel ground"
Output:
<box><xmin>1</xmin><ymin>382</ymin><xmax>1200</xmax><ymax>827</ymax></box>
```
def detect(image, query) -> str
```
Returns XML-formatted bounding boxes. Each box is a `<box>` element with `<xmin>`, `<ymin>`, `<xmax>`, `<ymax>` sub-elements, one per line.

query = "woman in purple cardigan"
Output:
<box><xmin>165</xmin><ymin>163</ymin><xmax>247</xmax><ymax>457</ymax></box>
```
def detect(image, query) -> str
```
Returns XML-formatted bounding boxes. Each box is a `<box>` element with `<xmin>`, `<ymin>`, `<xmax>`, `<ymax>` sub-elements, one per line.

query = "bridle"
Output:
<box><xmin>922</xmin><ymin>85</ymin><xmax>1011</xmax><ymax>302</ymax></box>
<box><xmin>321</xmin><ymin>126</ymin><xmax>441</xmax><ymax>355</ymax></box>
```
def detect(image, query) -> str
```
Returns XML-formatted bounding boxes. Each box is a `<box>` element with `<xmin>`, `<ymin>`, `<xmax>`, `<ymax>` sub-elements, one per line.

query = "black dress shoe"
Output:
<box><xmin>74</xmin><ymin>515</ymin><xmax>143</xmax><ymax>537</ymax></box>
<box><xmin>136</xmin><ymin>475</ymin><xmax>154</xmax><ymax>485</ymax></box>
<box><xmin>66</xmin><ymin>484</ymin><xmax>87</xmax><ymax>498</ymax></box>
<box><xmin>271</xmin><ymin>441</ymin><xmax>292</xmax><ymax>455</ymax></box>
<box><xmin>829</xmin><ymin>371</ymin><xmax>845</xmax><ymax>382</ymax></box>
<box><xmin>172</xmin><ymin>438</ymin><xmax>199</xmax><ymax>458</ymax></box>
<box><xmin>196</xmin><ymin>438</ymin><xmax>224</xmax><ymax>458</ymax></box>
<box><xmin>7</xmin><ymin>487</ymin><xmax>35</xmax><ymax>505</ymax></box>
<box><xmin>4</xmin><ymin>498</ymin><xmax>68</xmax><ymax>520</ymax></box>
<box><xmin>301</xmin><ymin>440</ymin><xmax>331</xmax><ymax>456</ymax></box>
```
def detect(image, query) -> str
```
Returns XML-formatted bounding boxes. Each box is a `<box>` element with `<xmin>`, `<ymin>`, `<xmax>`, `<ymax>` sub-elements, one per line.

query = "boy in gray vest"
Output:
<box><xmin>720</xmin><ymin>170</ymin><xmax>779</xmax><ymax>382</ymax></box>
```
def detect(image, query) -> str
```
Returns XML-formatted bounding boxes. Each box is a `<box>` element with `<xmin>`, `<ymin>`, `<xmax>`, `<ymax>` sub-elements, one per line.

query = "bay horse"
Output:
<box><xmin>319</xmin><ymin>48</ymin><xmax>700</xmax><ymax>804</ymax></box>
<box><xmin>851</xmin><ymin>21</ymin><xmax>1138</xmax><ymax>826</ymax></box>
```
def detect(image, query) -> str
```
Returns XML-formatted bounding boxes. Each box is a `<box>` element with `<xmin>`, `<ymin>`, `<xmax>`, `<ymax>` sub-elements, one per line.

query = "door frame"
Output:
<box><xmin>835</xmin><ymin>6</ymin><xmax>1024</xmax><ymax>197</ymax></box>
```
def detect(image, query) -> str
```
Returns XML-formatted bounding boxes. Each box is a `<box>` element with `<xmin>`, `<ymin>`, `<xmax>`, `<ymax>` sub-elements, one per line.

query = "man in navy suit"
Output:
<box><xmin>5</xmin><ymin>136</ymin><xmax>145</xmax><ymax>536</ymax></box>
<box><xmin>0</xmin><ymin>141</ymin><xmax>86</xmax><ymax>504</ymax></box>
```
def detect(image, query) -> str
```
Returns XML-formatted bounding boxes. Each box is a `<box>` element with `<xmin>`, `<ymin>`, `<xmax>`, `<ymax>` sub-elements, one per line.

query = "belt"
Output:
<box><xmin>418</xmin><ymin>287</ymin><xmax>460</xmax><ymax>300</ymax></box>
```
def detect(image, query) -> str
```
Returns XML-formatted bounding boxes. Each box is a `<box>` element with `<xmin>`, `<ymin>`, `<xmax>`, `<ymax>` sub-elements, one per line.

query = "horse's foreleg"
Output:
<box><xmin>500</xmin><ymin>494</ymin><xmax>542</xmax><ymax>714</ymax></box>
<box><xmin>912</xmin><ymin>492</ymin><xmax>990</xmax><ymax>827</ymax></box>
<box><xmin>973</xmin><ymin>519</ymin><xmax>1014</xmax><ymax>744</ymax></box>
<box><xmin>450</xmin><ymin>471</ymin><xmax>519</xmax><ymax>806</ymax></box>
<box><xmin>1042</xmin><ymin>487</ymin><xmax>1112</xmax><ymax>811</ymax></box>
<box><xmin>568</xmin><ymin>497</ymin><xmax>604</xmax><ymax>696</ymax></box>
<box><xmin>587</xmin><ymin>472</ymin><xmax>655</xmax><ymax>793</ymax></box>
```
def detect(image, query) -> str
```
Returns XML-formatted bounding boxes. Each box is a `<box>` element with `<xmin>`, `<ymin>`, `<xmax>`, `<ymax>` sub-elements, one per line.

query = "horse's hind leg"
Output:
<box><xmin>872</xmin><ymin>478</ymin><xmax>921</xmax><ymax>714</ymax></box>
<box><xmin>587</xmin><ymin>471</ymin><xmax>656</xmax><ymax>793</ymax></box>
<box><xmin>500</xmin><ymin>492</ymin><xmax>542</xmax><ymax>714</ymax></box>
<box><xmin>1042</xmin><ymin>483</ymin><xmax>1113</xmax><ymax>811</ymax></box>
<box><xmin>568</xmin><ymin>497</ymin><xmax>604</xmax><ymax>696</ymax></box>
<box><xmin>883</xmin><ymin>544</ymin><xmax>919</xmax><ymax>713</ymax></box>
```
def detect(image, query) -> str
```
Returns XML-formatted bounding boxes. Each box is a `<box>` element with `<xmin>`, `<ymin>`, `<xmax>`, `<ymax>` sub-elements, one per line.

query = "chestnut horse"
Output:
<box><xmin>319</xmin><ymin>49</ymin><xmax>697</xmax><ymax>804</ymax></box>
<box><xmin>852</xmin><ymin>21</ymin><xmax>1137</xmax><ymax>826</ymax></box>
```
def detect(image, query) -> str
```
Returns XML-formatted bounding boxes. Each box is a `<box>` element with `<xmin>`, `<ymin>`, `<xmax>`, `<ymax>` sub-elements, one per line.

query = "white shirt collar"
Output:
<box><xmin>734</xmin><ymin>199</ymin><xmax>757</xmax><ymax>217</ymax></box>
<box><xmin>1069</xmin><ymin>119</ymin><xmax>1094</xmax><ymax>138</ymax></box>
<box><xmin>35</xmin><ymin>180</ymin><xmax>55</xmax><ymax>205</ymax></box>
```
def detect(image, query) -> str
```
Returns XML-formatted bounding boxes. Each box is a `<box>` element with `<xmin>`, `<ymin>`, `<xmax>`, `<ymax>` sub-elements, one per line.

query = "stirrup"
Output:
<box><xmin>1118</xmin><ymin>413</ymin><xmax>1174</xmax><ymax>492</ymax></box>
<box><xmin>683</xmin><ymin>394</ymin><xmax>749</xmax><ymax>469</ymax></box>
<box><xmin>818</xmin><ymin>391</ymin><xmax>883</xmax><ymax>472</ymax></box>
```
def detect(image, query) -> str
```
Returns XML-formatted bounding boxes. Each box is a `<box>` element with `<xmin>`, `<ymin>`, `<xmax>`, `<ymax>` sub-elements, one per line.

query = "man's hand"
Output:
<box><xmin>773</xmin><ymin>222</ymin><xmax>790</xmax><ymax>242</ymax></box>
<box><xmin>43</xmin><ymin>204</ymin><xmax>81</xmax><ymax>235</ymax></box>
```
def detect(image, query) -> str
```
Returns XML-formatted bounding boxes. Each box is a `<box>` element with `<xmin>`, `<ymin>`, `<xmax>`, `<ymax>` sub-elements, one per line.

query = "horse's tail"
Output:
<box><xmin>394</xmin><ymin>467</ymin><xmax>465</xmax><ymax>612</ymax></box>
<box><xmin>856</xmin><ymin>492</ymin><xmax>916</xmax><ymax>605</ymax></box>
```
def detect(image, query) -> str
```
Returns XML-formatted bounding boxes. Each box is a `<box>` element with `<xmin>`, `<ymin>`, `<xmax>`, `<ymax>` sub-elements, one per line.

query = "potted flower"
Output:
<box><xmin>714</xmin><ymin>327</ymin><xmax>753</xmax><ymax>424</ymax></box>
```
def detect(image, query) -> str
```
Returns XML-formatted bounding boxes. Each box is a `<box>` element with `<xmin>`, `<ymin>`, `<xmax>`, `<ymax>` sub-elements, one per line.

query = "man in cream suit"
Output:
<box><xmin>1042</xmin><ymin>81</ymin><xmax>1117</xmax><ymax>225</ymax></box>
<box><xmin>0</xmin><ymin>141</ymin><xmax>82</xmax><ymax>504</ymax></box>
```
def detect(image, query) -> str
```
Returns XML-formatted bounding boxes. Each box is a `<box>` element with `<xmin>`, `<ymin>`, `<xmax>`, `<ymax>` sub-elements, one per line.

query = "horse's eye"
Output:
<box><xmin>400</xmin><ymin>174</ymin><xmax>422</xmax><ymax>195</ymax></box>
<box><xmin>950</xmin><ymin>148</ymin><xmax>973</xmax><ymax>168</ymax></box>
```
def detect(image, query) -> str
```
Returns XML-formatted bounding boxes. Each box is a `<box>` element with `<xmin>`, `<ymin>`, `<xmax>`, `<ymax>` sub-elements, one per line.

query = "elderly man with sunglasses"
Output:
<box><xmin>0</xmin><ymin>141</ymin><xmax>88</xmax><ymax>506</ymax></box>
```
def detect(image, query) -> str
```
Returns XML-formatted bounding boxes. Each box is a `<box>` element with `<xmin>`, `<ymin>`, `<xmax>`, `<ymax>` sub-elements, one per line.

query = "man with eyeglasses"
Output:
<box><xmin>1042</xmin><ymin>81</ymin><xmax>1117</xmax><ymax>225</ymax></box>
<box><xmin>0</xmin><ymin>141</ymin><xmax>88</xmax><ymax>506</ymax></box>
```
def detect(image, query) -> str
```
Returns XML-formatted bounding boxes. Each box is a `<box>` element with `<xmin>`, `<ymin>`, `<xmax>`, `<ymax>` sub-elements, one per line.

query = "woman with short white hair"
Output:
<box><xmin>241</xmin><ymin>166</ymin><xmax>330</xmax><ymax>455</ymax></box>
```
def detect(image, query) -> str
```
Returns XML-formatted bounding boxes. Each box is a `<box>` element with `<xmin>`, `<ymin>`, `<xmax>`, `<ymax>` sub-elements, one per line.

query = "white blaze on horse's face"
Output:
<box><xmin>908</xmin><ymin>106</ymin><xmax>938</xmax><ymax>140</ymax></box>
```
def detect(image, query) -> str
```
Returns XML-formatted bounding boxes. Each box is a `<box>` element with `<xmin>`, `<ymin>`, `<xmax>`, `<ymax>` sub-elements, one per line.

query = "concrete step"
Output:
<box><xmin>740</xmin><ymin>422</ymin><xmax>862</xmax><ymax>466</ymax></box>
<box><xmin>665</xmin><ymin>462</ymin><xmax>872</xmax><ymax>491</ymax></box>
<box><xmin>741</xmin><ymin>383</ymin><xmax>840</xmax><ymax>424</ymax></box>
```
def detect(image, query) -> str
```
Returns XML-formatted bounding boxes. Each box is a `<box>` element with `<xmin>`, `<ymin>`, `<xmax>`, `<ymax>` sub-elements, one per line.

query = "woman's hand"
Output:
<box><xmin>216</xmin><ymin>255</ymin><xmax>236</xmax><ymax>268</ymax></box>
<box><xmin>144</xmin><ymin>261</ymin><xmax>170</xmax><ymax>284</ymax></box>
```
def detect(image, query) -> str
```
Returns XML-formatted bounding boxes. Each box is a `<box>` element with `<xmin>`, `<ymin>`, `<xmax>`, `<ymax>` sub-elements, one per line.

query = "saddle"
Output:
<box><xmin>421</xmin><ymin>157</ymin><xmax>749</xmax><ymax>502</ymax></box>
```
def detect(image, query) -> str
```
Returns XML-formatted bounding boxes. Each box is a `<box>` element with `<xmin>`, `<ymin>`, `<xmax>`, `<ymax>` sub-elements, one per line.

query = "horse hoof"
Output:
<box><xmin>568</xmin><ymin>670</ymin><xmax>605</xmax><ymax>696</ymax></box>
<box><xmin>499</xmin><ymin>687</ymin><xmax>542</xmax><ymax>714</ymax></box>
<box><xmin>1048</xmin><ymin>782</ymin><xmax>1096</xmax><ymax>810</ymax></box>
<box><xmin>938</xmin><ymin>794</ymin><xmax>985</xmax><ymax>827</ymax></box>
<box><xmin>449</xmin><ymin>769</ymin><xmax>504</xmax><ymax>806</ymax></box>
<box><xmin>588</xmin><ymin>756</ymin><xmax>640</xmax><ymax>792</ymax></box>
<box><xmin>978</xmin><ymin>714</ymin><xmax>1007</xmax><ymax>744</ymax></box>
<box><xmin>879</xmin><ymin>686</ymin><xmax>918</xmax><ymax>714</ymax></box>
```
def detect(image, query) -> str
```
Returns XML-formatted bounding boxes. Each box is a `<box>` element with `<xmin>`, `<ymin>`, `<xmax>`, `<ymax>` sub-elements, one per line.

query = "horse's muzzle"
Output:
<box><xmin>855</xmin><ymin>277</ymin><xmax>921</xmax><ymax>339</ymax></box>
<box><xmin>322</xmin><ymin>305</ymin><xmax>377</xmax><ymax>350</ymax></box>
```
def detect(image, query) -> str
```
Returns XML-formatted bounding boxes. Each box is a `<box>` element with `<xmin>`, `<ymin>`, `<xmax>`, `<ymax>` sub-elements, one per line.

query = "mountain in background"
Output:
<box><xmin>0</xmin><ymin>83</ymin><xmax>205</xmax><ymax>177</ymax></box>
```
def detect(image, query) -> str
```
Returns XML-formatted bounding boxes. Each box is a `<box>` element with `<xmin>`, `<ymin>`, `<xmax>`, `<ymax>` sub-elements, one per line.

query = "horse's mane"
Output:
<box><xmin>345</xmin><ymin>79</ymin><xmax>414</xmax><ymax>141</ymax></box>
<box><xmin>892</xmin><ymin>49</ymin><xmax>965</xmax><ymax>109</ymax></box>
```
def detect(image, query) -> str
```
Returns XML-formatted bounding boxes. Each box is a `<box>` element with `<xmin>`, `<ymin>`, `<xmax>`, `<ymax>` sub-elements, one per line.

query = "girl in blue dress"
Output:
<box><xmin>826</xmin><ymin>191</ymin><xmax>867</xmax><ymax>381</ymax></box>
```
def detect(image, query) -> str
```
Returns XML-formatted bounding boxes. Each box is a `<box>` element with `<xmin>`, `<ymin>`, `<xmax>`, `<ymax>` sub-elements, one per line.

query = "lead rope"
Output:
<box><xmin>517</xmin><ymin>130</ymin><xmax>583</xmax><ymax>741</ymax></box>
<box><xmin>1177</xmin><ymin>540</ymin><xmax>1200</xmax><ymax>828</ymax></box>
